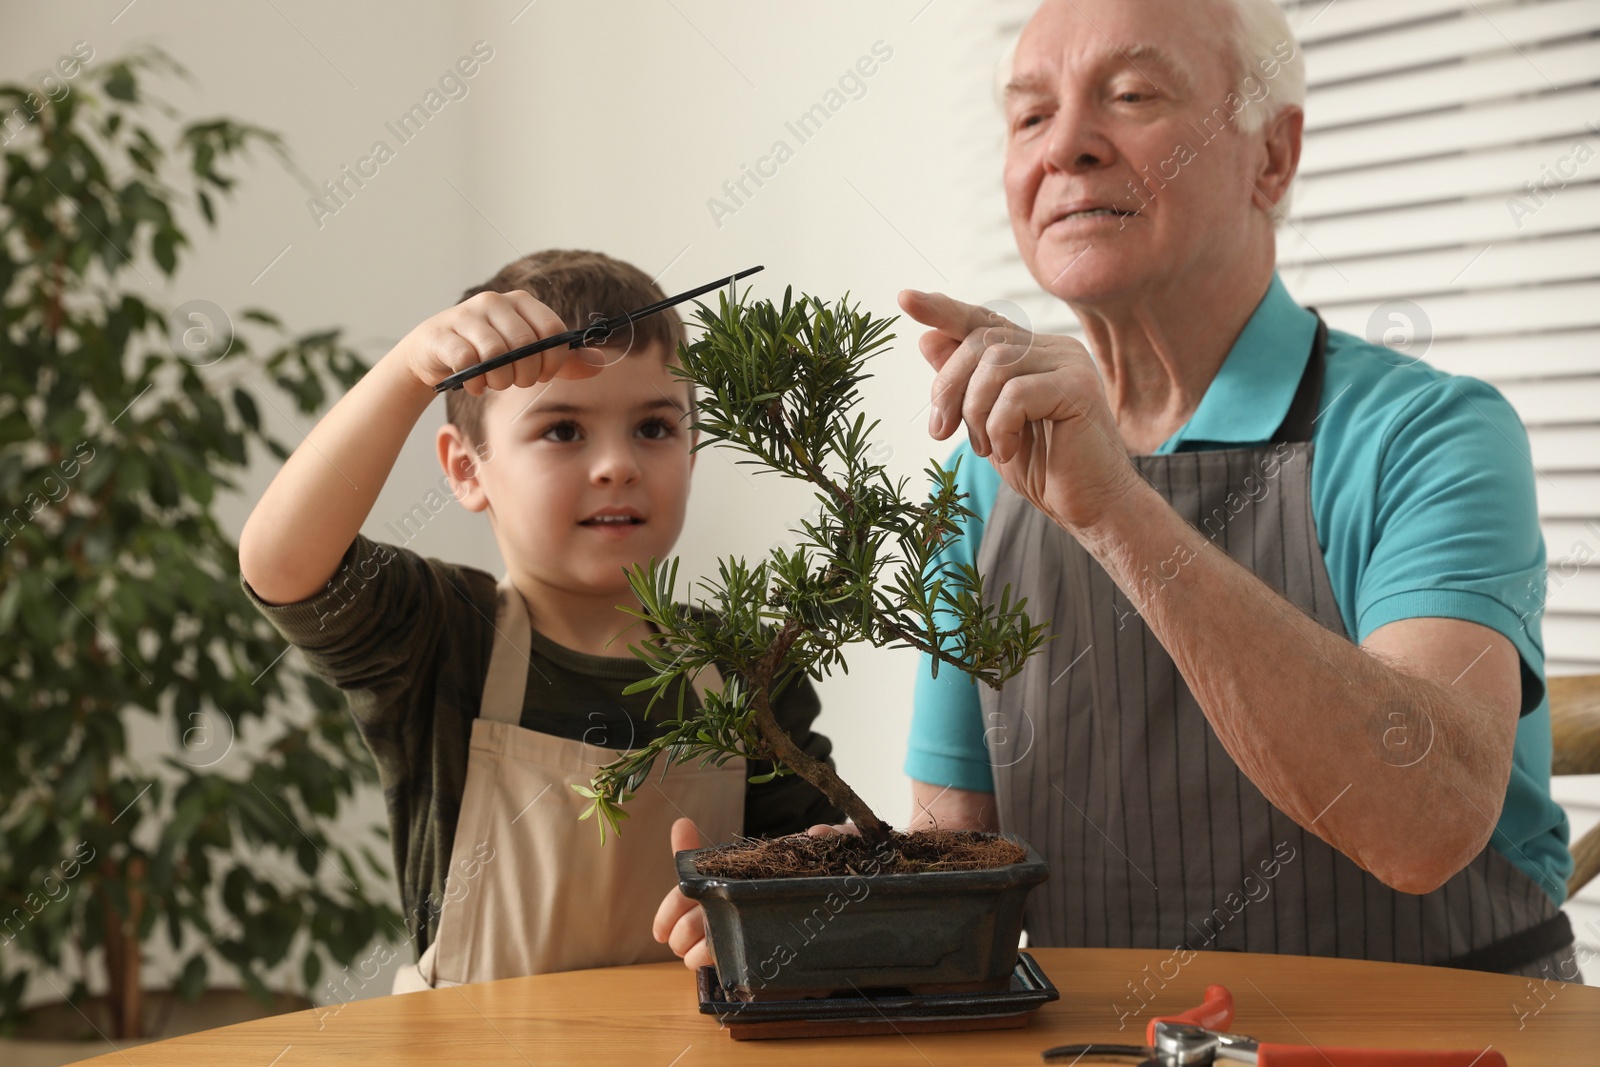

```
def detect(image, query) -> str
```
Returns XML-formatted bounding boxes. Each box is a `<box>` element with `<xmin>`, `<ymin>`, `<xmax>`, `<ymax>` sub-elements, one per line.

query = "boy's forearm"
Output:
<box><xmin>239</xmin><ymin>348</ymin><xmax>438</xmax><ymax>605</ymax></box>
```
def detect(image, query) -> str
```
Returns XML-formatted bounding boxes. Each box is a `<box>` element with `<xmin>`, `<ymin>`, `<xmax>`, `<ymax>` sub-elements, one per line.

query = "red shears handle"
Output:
<box><xmin>1255</xmin><ymin>1045</ymin><xmax>1506</xmax><ymax>1066</ymax></box>
<box><xmin>1148</xmin><ymin>986</ymin><xmax>1507</xmax><ymax>1067</ymax></box>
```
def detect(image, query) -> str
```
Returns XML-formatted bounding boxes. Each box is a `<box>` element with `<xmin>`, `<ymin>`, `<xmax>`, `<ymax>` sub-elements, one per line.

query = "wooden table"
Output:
<box><xmin>69</xmin><ymin>948</ymin><xmax>1599</xmax><ymax>1065</ymax></box>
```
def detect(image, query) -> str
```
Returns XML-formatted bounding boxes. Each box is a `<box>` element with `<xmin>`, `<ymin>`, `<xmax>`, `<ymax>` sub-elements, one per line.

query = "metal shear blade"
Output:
<box><xmin>1040</xmin><ymin>1043</ymin><xmax>1162</xmax><ymax>1065</ymax></box>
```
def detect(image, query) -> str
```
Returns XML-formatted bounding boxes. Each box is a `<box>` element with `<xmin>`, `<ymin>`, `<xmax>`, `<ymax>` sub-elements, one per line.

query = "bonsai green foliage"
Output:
<box><xmin>0</xmin><ymin>48</ymin><xmax>398</xmax><ymax>1038</ymax></box>
<box><xmin>577</xmin><ymin>287</ymin><xmax>1050</xmax><ymax>848</ymax></box>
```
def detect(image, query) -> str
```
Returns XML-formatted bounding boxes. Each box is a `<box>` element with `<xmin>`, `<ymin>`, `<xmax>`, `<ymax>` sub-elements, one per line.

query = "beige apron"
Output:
<box><xmin>392</xmin><ymin>578</ymin><xmax>746</xmax><ymax>993</ymax></box>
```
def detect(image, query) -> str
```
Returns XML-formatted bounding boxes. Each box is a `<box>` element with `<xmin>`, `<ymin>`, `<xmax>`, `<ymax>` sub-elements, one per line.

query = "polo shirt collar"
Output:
<box><xmin>1157</xmin><ymin>272</ymin><xmax>1319</xmax><ymax>453</ymax></box>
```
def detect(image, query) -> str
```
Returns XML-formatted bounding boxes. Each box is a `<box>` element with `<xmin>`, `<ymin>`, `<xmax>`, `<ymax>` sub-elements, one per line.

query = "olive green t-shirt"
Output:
<box><xmin>241</xmin><ymin>534</ymin><xmax>842</xmax><ymax>956</ymax></box>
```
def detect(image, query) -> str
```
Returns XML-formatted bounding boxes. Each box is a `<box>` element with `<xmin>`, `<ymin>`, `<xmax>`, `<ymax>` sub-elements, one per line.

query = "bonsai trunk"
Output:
<box><xmin>752</xmin><ymin>621</ymin><xmax>893</xmax><ymax>847</ymax></box>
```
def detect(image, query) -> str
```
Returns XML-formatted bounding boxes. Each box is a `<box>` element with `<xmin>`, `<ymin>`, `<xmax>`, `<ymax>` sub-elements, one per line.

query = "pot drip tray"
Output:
<box><xmin>696</xmin><ymin>951</ymin><xmax>1059</xmax><ymax>1040</ymax></box>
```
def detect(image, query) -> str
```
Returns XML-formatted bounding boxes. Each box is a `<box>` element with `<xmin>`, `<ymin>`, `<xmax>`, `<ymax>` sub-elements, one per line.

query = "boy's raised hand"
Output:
<box><xmin>398</xmin><ymin>289</ymin><xmax>605</xmax><ymax>395</ymax></box>
<box><xmin>240</xmin><ymin>288</ymin><xmax>609</xmax><ymax>606</ymax></box>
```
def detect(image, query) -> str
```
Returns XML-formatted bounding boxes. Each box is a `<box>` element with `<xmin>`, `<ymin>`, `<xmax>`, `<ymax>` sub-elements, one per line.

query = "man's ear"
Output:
<box><xmin>437</xmin><ymin>423</ymin><xmax>490</xmax><ymax>513</ymax></box>
<box><xmin>1252</xmin><ymin>104</ymin><xmax>1303</xmax><ymax>214</ymax></box>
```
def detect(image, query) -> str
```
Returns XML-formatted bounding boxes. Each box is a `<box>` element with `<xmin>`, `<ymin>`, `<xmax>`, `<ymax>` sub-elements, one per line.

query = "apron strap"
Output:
<box><xmin>479</xmin><ymin>577</ymin><xmax>725</xmax><ymax>726</ymax></box>
<box><xmin>1436</xmin><ymin>911</ymin><xmax>1575</xmax><ymax>974</ymax></box>
<box><xmin>1270</xmin><ymin>310</ymin><xmax>1328</xmax><ymax>445</ymax></box>
<box><xmin>480</xmin><ymin>577</ymin><xmax>534</xmax><ymax>724</ymax></box>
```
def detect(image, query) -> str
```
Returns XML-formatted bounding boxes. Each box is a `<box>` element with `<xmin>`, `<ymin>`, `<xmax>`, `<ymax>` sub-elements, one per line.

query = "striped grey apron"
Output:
<box><xmin>976</xmin><ymin>315</ymin><xmax>1578</xmax><ymax>979</ymax></box>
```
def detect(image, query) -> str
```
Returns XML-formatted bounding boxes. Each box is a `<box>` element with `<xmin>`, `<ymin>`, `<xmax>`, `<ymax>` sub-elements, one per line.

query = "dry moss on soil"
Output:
<box><xmin>692</xmin><ymin>828</ymin><xmax>1026</xmax><ymax>879</ymax></box>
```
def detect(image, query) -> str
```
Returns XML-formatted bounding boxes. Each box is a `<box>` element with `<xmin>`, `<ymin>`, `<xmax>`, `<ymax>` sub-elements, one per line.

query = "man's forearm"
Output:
<box><xmin>239</xmin><ymin>349</ymin><xmax>437</xmax><ymax>605</ymax></box>
<box><xmin>909</xmin><ymin>779</ymin><xmax>999</xmax><ymax>833</ymax></box>
<box><xmin>1071</xmin><ymin>480</ymin><xmax>1516</xmax><ymax>894</ymax></box>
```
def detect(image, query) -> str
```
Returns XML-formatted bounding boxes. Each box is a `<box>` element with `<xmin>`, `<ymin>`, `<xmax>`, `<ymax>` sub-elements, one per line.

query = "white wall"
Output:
<box><xmin>467</xmin><ymin>0</ymin><xmax>1003</xmax><ymax>831</ymax></box>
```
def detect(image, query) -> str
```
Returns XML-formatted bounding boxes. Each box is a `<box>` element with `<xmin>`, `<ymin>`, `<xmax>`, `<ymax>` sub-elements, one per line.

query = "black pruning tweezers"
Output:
<box><xmin>432</xmin><ymin>265</ymin><xmax>765</xmax><ymax>393</ymax></box>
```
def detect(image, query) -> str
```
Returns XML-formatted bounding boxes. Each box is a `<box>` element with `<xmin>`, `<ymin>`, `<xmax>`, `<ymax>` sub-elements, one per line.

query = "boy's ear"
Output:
<box><xmin>437</xmin><ymin>423</ymin><xmax>490</xmax><ymax>513</ymax></box>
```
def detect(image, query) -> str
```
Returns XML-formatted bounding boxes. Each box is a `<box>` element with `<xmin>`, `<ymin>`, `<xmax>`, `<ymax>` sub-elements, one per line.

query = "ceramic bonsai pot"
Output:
<box><xmin>675</xmin><ymin>838</ymin><xmax>1048</xmax><ymax>1000</ymax></box>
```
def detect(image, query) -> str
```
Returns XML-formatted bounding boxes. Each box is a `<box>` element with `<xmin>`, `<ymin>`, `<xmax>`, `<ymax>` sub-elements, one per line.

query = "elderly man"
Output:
<box><xmin>654</xmin><ymin>0</ymin><xmax>1577</xmax><ymax>984</ymax></box>
<box><xmin>897</xmin><ymin>0</ymin><xmax>1576</xmax><ymax>980</ymax></box>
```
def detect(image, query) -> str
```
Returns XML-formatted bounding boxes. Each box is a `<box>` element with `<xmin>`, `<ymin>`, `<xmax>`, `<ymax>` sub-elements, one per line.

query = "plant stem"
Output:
<box><xmin>750</xmin><ymin>619</ymin><xmax>892</xmax><ymax>846</ymax></box>
<box><xmin>123</xmin><ymin>855</ymin><xmax>145</xmax><ymax>1039</ymax></box>
<box><xmin>97</xmin><ymin>861</ymin><xmax>143</xmax><ymax>1038</ymax></box>
<box><xmin>876</xmin><ymin>615</ymin><xmax>1006</xmax><ymax>689</ymax></box>
<box><xmin>93</xmin><ymin>789</ymin><xmax>144</xmax><ymax>1039</ymax></box>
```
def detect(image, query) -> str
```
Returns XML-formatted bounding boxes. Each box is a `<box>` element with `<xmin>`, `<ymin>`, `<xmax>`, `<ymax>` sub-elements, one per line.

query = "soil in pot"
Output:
<box><xmin>693</xmin><ymin>828</ymin><xmax>1027</xmax><ymax>878</ymax></box>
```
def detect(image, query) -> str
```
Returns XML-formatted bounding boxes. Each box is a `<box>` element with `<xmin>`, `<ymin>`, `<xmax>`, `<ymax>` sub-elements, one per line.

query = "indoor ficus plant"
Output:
<box><xmin>580</xmin><ymin>286</ymin><xmax>1054</xmax><ymax>1000</ymax></box>
<box><xmin>0</xmin><ymin>46</ymin><xmax>399</xmax><ymax>1050</ymax></box>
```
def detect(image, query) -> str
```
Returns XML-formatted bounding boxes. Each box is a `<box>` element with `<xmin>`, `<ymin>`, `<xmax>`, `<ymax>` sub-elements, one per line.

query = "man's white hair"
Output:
<box><xmin>1228</xmin><ymin>0</ymin><xmax>1306</xmax><ymax>133</ymax></box>
<box><xmin>994</xmin><ymin>0</ymin><xmax>1306</xmax><ymax>139</ymax></box>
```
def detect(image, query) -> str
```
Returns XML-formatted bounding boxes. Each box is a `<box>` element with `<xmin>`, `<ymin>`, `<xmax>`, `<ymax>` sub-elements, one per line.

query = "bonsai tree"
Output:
<box><xmin>579</xmin><ymin>287</ymin><xmax>1049</xmax><ymax>850</ymax></box>
<box><xmin>0</xmin><ymin>47</ymin><xmax>399</xmax><ymax>1039</ymax></box>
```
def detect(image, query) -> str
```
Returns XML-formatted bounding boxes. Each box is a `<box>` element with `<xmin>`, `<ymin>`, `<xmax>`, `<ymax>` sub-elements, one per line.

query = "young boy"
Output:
<box><xmin>238</xmin><ymin>250</ymin><xmax>842</xmax><ymax>991</ymax></box>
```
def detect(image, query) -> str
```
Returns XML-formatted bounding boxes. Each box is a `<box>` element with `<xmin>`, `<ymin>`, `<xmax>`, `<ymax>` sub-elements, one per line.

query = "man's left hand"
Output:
<box><xmin>899</xmin><ymin>288</ymin><xmax>1138</xmax><ymax>533</ymax></box>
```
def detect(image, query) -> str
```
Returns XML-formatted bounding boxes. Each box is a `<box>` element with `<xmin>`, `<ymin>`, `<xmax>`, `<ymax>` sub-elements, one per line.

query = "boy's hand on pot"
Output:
<box><xmin>654</xmin><ymin>817</ymin><xmax>713</xmax><ymax>970</ymax></box>
<box><xmin>654</xmin><ymin>820</ymin><xmax>864</xmax><ymax>970</ymax></box>
<box><xmin>397</xmin><ymin>289</ymin><xmax>605</xmax><ymax>396</ymax></box>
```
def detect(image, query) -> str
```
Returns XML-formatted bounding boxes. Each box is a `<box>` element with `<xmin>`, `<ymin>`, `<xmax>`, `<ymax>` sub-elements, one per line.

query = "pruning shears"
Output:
<box><xmin>432</xmin><ymin>264</ymin><xmax>764</xmax><ymax>393</ymax></box>
<box><xmin>1042</xmin><ymin>984</ymin><xmax>1507</xmax><ymax>1066</ymax></box>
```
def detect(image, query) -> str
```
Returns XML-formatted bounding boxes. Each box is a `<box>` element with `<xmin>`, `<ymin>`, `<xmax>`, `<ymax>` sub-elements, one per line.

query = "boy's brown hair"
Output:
<box><xmin>446</xmin><ymin>249</ymin><xmax>692</xmax><ymax>443</ymax></box>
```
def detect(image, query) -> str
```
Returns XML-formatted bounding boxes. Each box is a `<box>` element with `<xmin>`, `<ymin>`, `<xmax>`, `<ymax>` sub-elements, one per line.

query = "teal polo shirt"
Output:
<box><xmin>904</xmin><ymin>273</ymin><xmax>1574</xmax><ymax>905</ymax></box>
